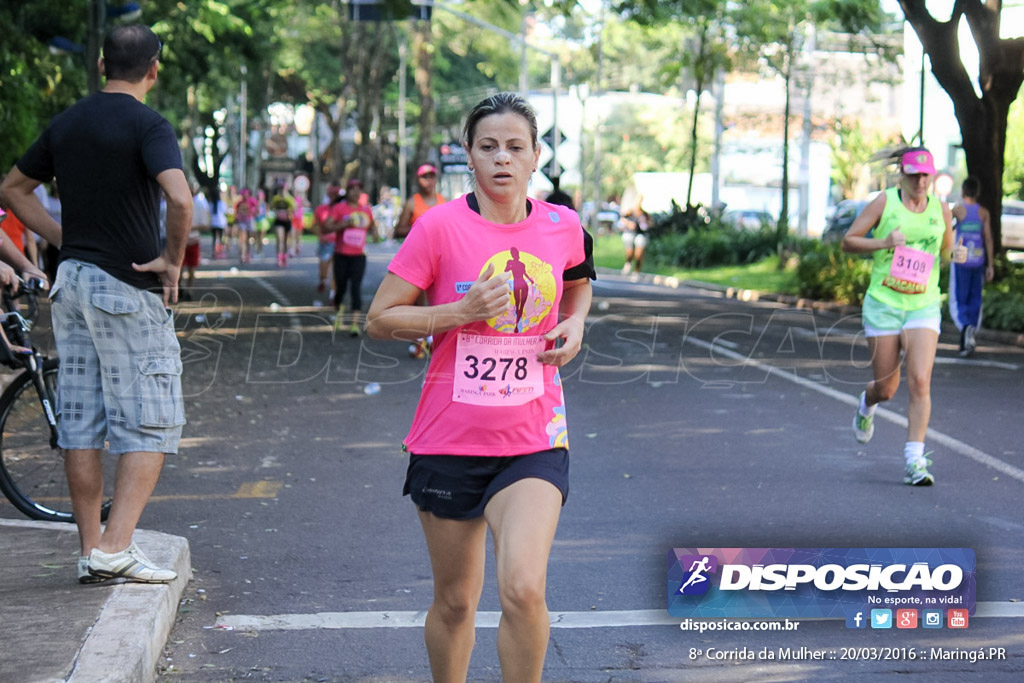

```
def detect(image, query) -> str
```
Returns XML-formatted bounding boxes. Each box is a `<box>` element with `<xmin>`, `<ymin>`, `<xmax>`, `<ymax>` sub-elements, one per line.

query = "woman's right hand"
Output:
<box><xmin>460</xmin><ymin>263</ymin><xmax>511</xmax><ymax>323</ymax></box>
<box><xmin>885</xmin><ymin>228</ymin><xmax>907</xmax><ymax>249</ymax></box>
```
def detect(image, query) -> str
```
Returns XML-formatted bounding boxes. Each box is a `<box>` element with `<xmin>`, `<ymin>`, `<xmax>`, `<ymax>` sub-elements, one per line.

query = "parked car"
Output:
<box><xmin>723</xmin><ymin>209</ymin><xmax>773</xmax><ymax>230</ymax></box>
<box><xmin>822</xmin><ymin>199</ymin><xmax>870</xmax><ymax>243</ymax></box>
<box><xmin>1001</xmin><ymin>199</ymin><xmax>1024</xmax><ymax>250</ymax></box>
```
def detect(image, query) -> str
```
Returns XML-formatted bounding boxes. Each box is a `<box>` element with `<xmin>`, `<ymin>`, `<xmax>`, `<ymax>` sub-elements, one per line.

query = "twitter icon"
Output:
<box><xmin>871</xmin><ymin>609</ymin><xmax>893</xmax><ymax>629</ymax></box>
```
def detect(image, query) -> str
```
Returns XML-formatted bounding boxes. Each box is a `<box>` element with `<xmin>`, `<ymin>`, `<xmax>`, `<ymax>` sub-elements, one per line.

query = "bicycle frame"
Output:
<box><xmin>0</xmin><ymin>285</ymin><xmax>59</xmax><ymax>449</ymax></box>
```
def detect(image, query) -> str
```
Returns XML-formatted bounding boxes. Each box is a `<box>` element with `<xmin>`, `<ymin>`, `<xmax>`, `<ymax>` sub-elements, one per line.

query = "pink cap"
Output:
<box><xmin>901</xmin><ymin>149</ymin><xmax>935</xmax><ymax>175</ymax></box>
<box><xmin>417</xmin><ymin>164</ymin><xmax>437</xmax><ymax>177</ymax></box>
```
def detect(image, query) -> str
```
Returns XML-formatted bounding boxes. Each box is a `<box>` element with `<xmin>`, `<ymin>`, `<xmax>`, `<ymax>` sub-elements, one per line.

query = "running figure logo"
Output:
<box><xmin>481</xmin><ymin>248</ymin><xmax>556</xmax><ymax>333</ymax></box>
<box><xmin>505</xmin><ymin>247</ymin><xmax>536</xmax><ymax>333</ymax></box>
<box><xmin>677</xmin><ymin>554</ymin><xmax>718</xmax><ymax>595</ymax></box>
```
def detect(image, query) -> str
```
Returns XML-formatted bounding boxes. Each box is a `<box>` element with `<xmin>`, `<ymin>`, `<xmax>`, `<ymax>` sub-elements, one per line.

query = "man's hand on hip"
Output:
<box><xmin>132</xmin><ymin>253</ymin><xmax>180</xmax><ymax>306</ymax></box>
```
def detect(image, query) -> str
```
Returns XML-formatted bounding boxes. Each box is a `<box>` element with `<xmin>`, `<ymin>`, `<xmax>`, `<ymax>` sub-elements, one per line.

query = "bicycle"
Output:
<box><xmin>0</xmin><ymin>277</ymin><xmax>112</xmax><ymax>522</ymax></box>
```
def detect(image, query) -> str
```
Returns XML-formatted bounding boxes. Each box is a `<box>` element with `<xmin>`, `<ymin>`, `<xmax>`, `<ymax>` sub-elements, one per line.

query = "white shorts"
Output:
<box><xmin>622</xmin><ymin>231</ymin><xmax>648</xmax><ymax>249</ymax></box>
<box><xmin>861</xmin><ymin>295</ymin><xmax>941</xmax><ymax>338</ymax></box>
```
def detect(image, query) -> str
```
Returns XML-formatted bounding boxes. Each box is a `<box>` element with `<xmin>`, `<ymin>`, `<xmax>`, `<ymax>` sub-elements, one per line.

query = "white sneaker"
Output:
<box><xmin>852</xmin><ymin>392</ymin><xmax>874</xmax><ymax>443</ymax></box>
<box><xmin>88</xmin><ymin>543</ymin><xmax>177</xmax><ymax>583</ymax></box>
<box><xmin>903</xmin><ymin>455</ymin><xmax>935</xmax><ymax>486</ymax></box>
<box><xmin>77</xmin><ymin>556</ymin><xmax>109</xmax><ymax>584</ymax></box>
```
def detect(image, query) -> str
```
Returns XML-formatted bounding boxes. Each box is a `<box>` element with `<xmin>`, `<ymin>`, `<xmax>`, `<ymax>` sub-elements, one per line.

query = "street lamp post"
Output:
<box><xmin>240</xmin><ymin>65</ymin><xmax>248</xmax><ymax>190</ymax></box>
<box><xmin>575</xmin><ymin>83</ymin><xmax>589</xmax><ymax>209</ymax></box>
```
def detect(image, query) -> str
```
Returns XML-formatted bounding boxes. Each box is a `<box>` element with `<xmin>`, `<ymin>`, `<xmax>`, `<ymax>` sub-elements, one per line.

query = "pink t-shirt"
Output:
<box><xmin>331</xmin><ymin>203</ymin><xmax>372</xmax><ymax>255</ymax></box>
<box><xmin>314</xmin><ymin>203</ymin><xmax>336</xmax><ymax>245</ymax></box>
<box><xmin>388</xmin><ymin>195</ymin><xmax>587</xmax><ymax>456</ymax></box>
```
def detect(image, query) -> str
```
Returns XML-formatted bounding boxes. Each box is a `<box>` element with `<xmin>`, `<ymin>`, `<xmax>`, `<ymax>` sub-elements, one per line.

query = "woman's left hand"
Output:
<box><xmin>538</xmin><ymin>317</ymin><xmax>585</xmax><ymax>367</ymax></box>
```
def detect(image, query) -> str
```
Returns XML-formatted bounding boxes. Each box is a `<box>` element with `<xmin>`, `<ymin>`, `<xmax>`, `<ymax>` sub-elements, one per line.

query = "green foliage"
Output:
<box><xmin>829</xmin><ymin>119</ymin><xmax>904</xmax><ymax>200</ymax></box>
<box><xmin>794</xmin><ymin>240</ymin><xmax>872</xmax><ymax>304</ymax></box>
<box><xmin>647</xmin><ymin>202</ymin><xmax>711</xmax><ymax>237</ymax></box>
<box><xmin>597</xmin><ymin>100</ymin><xmax>694</xmax><ymax>199</ymax></box>
<box><xmin>981</xmin><ymin>261</ymin><xmax>1024</xmax><ymax>332</ymax></box>
<box><xmin>646</xmin><ymin>221</ymin><xmax>779</xmax><ymax>269</ymax></box>
<box><xmin>0</xmin><ymin>1</ymin><xmax>87</xmax><ymax>169</ymax></box>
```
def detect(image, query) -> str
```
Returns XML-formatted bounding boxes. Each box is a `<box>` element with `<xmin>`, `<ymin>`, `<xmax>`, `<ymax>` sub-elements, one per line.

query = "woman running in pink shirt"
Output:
<box><xmin>368</xmin><ymin>92</ymin><xmax>594</xmax><ymax>683</ymax></box>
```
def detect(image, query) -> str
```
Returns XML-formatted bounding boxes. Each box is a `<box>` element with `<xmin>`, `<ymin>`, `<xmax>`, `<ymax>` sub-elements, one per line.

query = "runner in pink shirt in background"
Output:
<box><xmin>328</xmin><ymin>177</ymin><xmax>374</xmax><ymax>336</ymax></box>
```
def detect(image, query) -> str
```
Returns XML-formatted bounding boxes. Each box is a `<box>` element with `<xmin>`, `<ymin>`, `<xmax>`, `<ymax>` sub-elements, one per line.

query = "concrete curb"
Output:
<box><xmin>0</xmin><ymin>519</ymin><xmax>191</xmax><ymax>683</ymax></box>
<box><xmin>595</xmin><ymin>267</ymin><xmax>1024</xmax><ymax>348</ymax></box>
<box><xmin>69</xmin><ymin>528</ymin><xmax>192</xmax><ymax>683</ymax></box>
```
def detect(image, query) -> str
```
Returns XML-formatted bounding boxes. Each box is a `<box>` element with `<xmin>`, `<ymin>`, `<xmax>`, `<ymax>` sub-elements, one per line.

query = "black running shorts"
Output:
<box><xmin>403</xmin><ymin>448</ymin><xmax>569</xmax><ymax>520</ymax></box>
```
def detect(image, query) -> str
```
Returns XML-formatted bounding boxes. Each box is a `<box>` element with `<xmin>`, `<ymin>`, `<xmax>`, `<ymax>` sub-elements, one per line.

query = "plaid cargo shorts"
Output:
<box><xmin>50</xmin><ymin>260</ymin><xmax>185</xmax><ymax>454</ymax></box>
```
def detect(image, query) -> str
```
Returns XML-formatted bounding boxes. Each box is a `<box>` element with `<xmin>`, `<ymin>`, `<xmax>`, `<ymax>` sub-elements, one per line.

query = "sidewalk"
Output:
<box><xmin>597</xmin><ymin>266</ymin><xmax>1024</xmax><ymax>349</ymax></box>
<box><xmin>0</xmin><ymin>518</ymin><xmax>191</xmax><ymax>683</ymax></box>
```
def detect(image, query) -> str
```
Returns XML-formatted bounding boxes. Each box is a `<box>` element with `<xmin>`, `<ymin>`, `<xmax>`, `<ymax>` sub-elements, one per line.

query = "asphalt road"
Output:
<box><xmin>28</xmin><ymin>239</ymin><xmax>1024</xmax><ymax>681</ymax></box>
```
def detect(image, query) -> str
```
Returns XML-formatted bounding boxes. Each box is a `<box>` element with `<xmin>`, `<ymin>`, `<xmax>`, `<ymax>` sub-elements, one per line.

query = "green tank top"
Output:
<box><xmin>866</xmin><ymin>187</ymin><xmax>945</xmax><ymax>310</ymax></box>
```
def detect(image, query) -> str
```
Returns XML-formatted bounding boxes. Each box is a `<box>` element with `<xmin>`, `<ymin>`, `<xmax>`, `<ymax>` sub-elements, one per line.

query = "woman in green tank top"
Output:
<box><xmin>840</xmin><ymin>147</ymin><xmax>954</xmax><ymax>487</ymax></box>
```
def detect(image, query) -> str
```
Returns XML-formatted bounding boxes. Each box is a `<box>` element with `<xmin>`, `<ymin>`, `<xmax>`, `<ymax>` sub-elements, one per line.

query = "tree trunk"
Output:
<box><xmin>412</xmin><ymin>20</ymin><xmax>436</xmax><ymax>174</ymax></box>
<box><xmin>778</xmin><ymin>48</ymin><xmax>794</xmax><ymax>262</ymax></box>
<box><xmin>350</xmin><ymin>22</ymin><xmax>398</xmax><ymax>194</ymax></box>
<box><xmin>685</xmin><ymin>26</ymin><xmax>709</xmax><ymax>209</ymax></box>
<box><xmin>899</xmin><ymin>0</ymin><xmax>1024</xmax><ymax>253</ymax></box>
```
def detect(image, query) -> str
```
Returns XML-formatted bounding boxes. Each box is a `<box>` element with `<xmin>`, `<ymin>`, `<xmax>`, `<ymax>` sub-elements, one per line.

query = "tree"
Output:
<box><xmin>596</xmin><ymin>100</ymin><xmax>693</xmax><ymax>201</ymax></box>
<box><xmin>615</xmin><ymin>1</ymin><xmax>730</xmax><ymax>209</ymax></box>
<box><xmin>898</xmin><ymin>0</ymin><xmax>1024</xmax><ymax>250</ymax></box>
<box><xmin>830</xmin><ymin>118</ymin><xmax>903</xmax><ymax>199</ymax></box>
<box><xmin>146</xmin><ymin>0</ymin><xmax>263</xmax><ymax>194</ymax></box>
<box><xmin>0</xmin><ymin>1</ymin><xmax>89</xmax><ymax>170</ymax></box>
<box><xmin>733</xmin><ymin>1</ymin><xmax>888</xmax><ymax>232</ymax></box>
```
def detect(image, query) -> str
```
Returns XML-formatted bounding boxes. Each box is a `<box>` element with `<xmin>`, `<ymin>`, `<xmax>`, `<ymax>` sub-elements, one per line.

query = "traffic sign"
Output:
<box><xmin>541</xmin><ymin>127</ymin><xmax>565</xmax><ymax>150</ymax></box>
<box><xmin>439</xmin><ymin>142</ymin><xmax>469</xmax><ymax>175</ymax></box>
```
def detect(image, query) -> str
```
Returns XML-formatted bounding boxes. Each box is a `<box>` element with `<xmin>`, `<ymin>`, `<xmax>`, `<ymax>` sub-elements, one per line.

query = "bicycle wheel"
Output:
<box><xmin>0</xmin><ymin>358</ymin><xmax>113</xmax><ymax>523</ymax></box>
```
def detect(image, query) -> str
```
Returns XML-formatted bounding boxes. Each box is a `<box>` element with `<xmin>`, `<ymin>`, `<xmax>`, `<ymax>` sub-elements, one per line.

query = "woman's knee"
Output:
<box><xmin>871</xmin><ymin>377</ymin><xmax>899</xmax><ymax>402</ymax></box>
<box><xmin>432</xmin><ymin>588</ymin><xmax>479</xmax><ymax>627</ymax></box>
<box><xmin>904</xmin><ymin>371</ymin><xmax>931</xmax><ymax>398</ymax></box>
<box><xmin>498</xmin><ymin>574</ymin><xmax>547</xmax><ymax>617</ymax></box>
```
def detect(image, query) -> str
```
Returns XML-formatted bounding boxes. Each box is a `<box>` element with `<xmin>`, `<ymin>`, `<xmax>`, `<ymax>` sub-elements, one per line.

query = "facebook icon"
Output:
<box><xmin>846</xmin><ymin>610</ymin><xmax>867</xmax><ymax>629</ymax></box>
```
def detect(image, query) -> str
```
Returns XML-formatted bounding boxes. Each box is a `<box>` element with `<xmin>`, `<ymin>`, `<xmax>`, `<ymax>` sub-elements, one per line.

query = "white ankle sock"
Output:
<box><xmin>859</xmin><ymin>392</ymin><xmax>876</xmax><ymax>417</ymax></box>
<box><xmin>904</xmin><ymin>441</ymin><xmax>925</xmax><ymax>464</ymax></box>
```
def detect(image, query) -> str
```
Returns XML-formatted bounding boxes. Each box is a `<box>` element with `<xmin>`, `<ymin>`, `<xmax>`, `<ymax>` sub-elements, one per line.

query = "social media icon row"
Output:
<box><xmin>846</xmin><ymin>609</ymin><xmax>969</xmax><ymax>629</ymax></box>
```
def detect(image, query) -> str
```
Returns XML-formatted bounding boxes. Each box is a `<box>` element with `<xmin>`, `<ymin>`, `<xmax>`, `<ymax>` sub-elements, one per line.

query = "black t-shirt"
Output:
<box><xmin>16</xmin><ymin>92</ymin><xmax>183</xmax><ymax>290</ymax></box>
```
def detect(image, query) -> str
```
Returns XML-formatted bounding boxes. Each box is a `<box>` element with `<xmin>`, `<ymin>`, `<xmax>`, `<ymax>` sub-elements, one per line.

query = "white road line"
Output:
<box><xmin>933</xmin><ymin>356</ymin><xmax>1020</xmax><ymax>371</ymax></box>
<box><xmin>683</xmin><ymin>336</ymin><xmax>1024</xmax><ymax>484</ymax></box>
<box><xmin>215</xmin><ymin>602</ymin><xmax>1024</xmax><ymax>631</ymax></box>
<box><xmin>251</xmin><ymin>275</ymin><xmax>302</xmax><ymax>329</ymax></box>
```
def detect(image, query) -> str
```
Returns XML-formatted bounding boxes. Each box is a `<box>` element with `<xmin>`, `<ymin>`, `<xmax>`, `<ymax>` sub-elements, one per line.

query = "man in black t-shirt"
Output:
<box><xmin>0</xmin><ymin>24</ymin><xmax>192</xmax><ymax>585</ymax></box>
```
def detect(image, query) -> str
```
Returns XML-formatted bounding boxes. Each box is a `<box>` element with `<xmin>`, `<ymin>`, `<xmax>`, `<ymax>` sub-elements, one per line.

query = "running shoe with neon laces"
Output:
<box><xmin>77</xmin><ymin>556</ymin><xmax>109</xmax><ymax>584</ymax></box>
<box><xmin>333</xmin><ymin>306</ymin><xmax>346</xmax><ymax>333</ymax></box>
<box><xmin>348</xmin><ymin>323</ymin><xmax>361</xmax><ymax>338</ymax></box>
<box><xmin>87</xmin><ymin>543</ymin><xmax>177</xmax><ymax>583</ymax></box>
<box><xmin>904</xmin><ymin>455</ymin><xmax>935</xmax><ymax>486</ymax></box>
<box><xmin>853</xmin><ymin>392</ymin><xmax>874</xmax><ymax>443</ymax></box>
